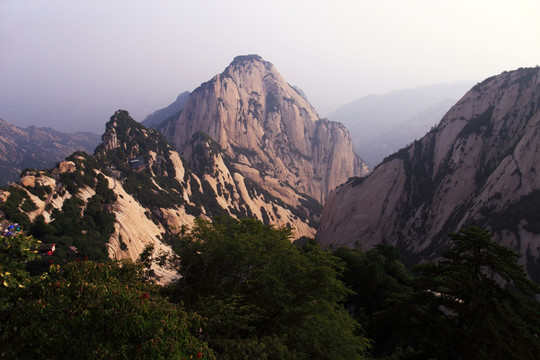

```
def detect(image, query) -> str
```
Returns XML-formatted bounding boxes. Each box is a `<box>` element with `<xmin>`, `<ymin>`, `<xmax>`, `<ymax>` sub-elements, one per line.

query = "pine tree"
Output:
<box><xmin>375</xmin><ymin>227</ymin><xmax>540</xmax><ymax>359</ymax></box>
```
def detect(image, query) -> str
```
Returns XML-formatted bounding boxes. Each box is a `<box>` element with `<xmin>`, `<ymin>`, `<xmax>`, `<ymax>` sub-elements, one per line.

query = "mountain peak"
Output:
<box><xmin>220</xmin><ymin>54</ymin><xmax>275</xmax><ymax>80</ymax></box>
<box><xmin>161</xmin><ymin>55</ymin><xmax>368</xmax><ymax>203</ymax></box>
<box><xmin>230</xmin><ymin>54</ymin><xmax>266</xmax><ymax>65</ymax></box>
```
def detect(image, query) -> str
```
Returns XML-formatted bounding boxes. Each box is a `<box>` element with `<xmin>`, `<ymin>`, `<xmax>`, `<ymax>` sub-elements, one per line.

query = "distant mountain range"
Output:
<box><xmin>0</xmin><ymin>119</ymin><xmax>100</xmax><ymax>185</ymax></box>
<box><xmin>141</xmin><ymin>91</ymin><xmax>190</xmax><ymax>129</ymax></box>
<box><xmin>328</xmin><ymin>82</ymin><xmax>473</xmax><ymax>167</ymax></box>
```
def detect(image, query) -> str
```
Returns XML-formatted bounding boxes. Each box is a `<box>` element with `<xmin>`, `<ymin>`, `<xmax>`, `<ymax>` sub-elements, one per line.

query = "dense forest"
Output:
<box><xmin>1</xmin><ymin>219</ymin><xmax>539</xmax><ymax>359</ymax></box>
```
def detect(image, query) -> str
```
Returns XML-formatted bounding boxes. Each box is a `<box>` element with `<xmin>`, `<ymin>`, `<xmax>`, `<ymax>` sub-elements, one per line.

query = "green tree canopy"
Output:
<box><xmin>334</xmin><ymin>244</ymin><xmax>413</xmax><ymax>318</ymax></box>
<box><xmin>165</xmin><ymin>217</ymin><xmax>370</xmax><ymax>359</ymax></box>
<box><xmin>334</xmin><ymin>245</ymin><xmax>414</xmax><ymax>357</ymax></box>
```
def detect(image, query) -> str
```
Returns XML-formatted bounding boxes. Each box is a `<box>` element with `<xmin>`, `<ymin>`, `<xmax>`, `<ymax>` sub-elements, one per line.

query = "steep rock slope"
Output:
<box><xmin>317</xmin><ymin>67</ymin><xmax>540</xmax><ymax>280</ymax></box>
<box><xmin>99</xmin><ymin>111</ymin><xmax>318</xmax><ymax>239</ymax></box>
<box><xmin>328</xmin><ymin>82</ymin><xmax>472</xmax><ymax>166</ymax></box>
<box><xmin>98</xmin><ymin>110</ymin><xmax>318</xmax><ymax>257</ymax></box>
<box><xmin>0</xmin><ymin>118</ymin><xmax>100</xmax><ymax>185</ymax></box>
<box><xmin>160</xmin><ymin>55</ymin><xmax>368</xmax><ymax>204</ymax></box>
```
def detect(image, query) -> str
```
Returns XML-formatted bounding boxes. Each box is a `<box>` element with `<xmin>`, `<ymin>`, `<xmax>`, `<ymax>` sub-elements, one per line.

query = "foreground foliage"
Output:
<box><xmin>165</xmin><ymin>217</ymin><xmax>370</xmax><ymax>359</ymax></box>
<box><xmin>1</xmin><ymin>224</ymin><xmax>539</xmax><ymax>359</ymax></box>
<box><xmin>373</xmin><ymin>227</ymin><xmax>540</xmax><ymax>359</ymax></box>
<box><xmin>0</xmin><ymin>234</ymin><xmax>214</xmax><ymax>360</ymax></box>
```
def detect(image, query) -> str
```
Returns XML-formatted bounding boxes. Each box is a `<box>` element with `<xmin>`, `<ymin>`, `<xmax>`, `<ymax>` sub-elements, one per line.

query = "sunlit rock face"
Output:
<box><xmin>317</xmin><ymin>67</ymin><xmax>540</xmax><ymax>281</ymax></box>
<box><xmin>161</xmin><ymin>55</ymin><xmax>368</xmax><ymax>204</ymax></box>
<box><xmin>97</xmin><ymin>111</ymin><xmax>320</xmax><ymax>245</ymax></box>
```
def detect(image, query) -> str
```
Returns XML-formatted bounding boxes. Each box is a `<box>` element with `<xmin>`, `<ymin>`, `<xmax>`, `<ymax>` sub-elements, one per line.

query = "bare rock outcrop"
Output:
<box><xmin>20</xmin><ymin>175</ymin><xmax>36</xmax><ymax>187</ymax></box>
<box><xmin>58</xmin><ymin>161</ymin><xmax>76</xmax><ymax>173</ymax></box>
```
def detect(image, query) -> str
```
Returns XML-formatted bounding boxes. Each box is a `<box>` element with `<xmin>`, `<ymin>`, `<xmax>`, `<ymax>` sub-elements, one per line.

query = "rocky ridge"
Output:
<box><xmin>98</xmin><ymin>110</ymin><xmax>321</xmax><ymax>260</ymax></box>
<box><xmin>0</xmin><ymin>118</ymin><xmax>100</xmax><ymax>185</ymax></box>
<box><xmin>2</xmin><ymin>110</ymin><xmax>321</xmax><ymax>280</ymax></box>
<box><xmin>317</xmin><ymin>67</ymin><xmax>540</xmax><ymax>281</ymax></box>
<box><xmin>160</xmin><ymin>55</ymin><xmax>368</xmax><ymax>204</ymax></box>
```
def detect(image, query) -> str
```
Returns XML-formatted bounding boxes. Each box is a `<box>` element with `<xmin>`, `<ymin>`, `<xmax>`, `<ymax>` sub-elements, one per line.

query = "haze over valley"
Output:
<box><xmin>2</xmin><ymin>1</ymin><xmax>538</xmax><ymax>133</ymax></box>
<box><xmin>329</xmin><ymin>81</ymin><xmax>474</xmax><ymax>167</ymax></box>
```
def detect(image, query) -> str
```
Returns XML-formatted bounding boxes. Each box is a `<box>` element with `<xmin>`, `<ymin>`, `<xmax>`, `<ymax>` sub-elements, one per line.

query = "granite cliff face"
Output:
<box><xmin>161</xmin><ymin>55</ymin><xmax>368</xmax><ymax>204</ymax></box>
<box><xmin>0</xmin><ymin>119</ymin><xmax>100</xmax><ymax>185</ymax></box>
<box><xmin>317</xmin><ymin>67</ymin><xmax>540</xmax><ymax>280</ymax></box>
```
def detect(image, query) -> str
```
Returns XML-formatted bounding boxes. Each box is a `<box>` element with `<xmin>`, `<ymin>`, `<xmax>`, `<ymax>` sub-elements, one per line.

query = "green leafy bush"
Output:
<box><xmin>0</xmin><ymin>186</ymin><xmax>32</xmax><ymax>229</ymax></box>
<box><xmin>0</xmin><ymin>239</ymin><xmax>215</xmax><ymax>360</ymax></box>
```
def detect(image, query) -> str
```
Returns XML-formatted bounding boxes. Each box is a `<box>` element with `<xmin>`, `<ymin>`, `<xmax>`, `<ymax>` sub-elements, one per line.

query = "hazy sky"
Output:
<box><xmin>1</xmin><ymin>0</ymin><xmax>539</xmax><ymax>133</ymax></box>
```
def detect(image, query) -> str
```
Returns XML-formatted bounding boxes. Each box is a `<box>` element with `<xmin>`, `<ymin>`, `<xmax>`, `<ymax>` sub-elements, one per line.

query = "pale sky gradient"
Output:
<box><xmin>1</xmin><ymin>0</ymin><xmax>539</xmax><ymax>133</ymax></box>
